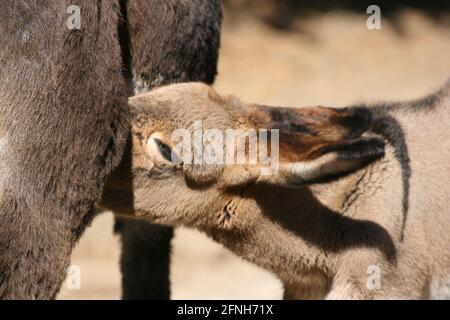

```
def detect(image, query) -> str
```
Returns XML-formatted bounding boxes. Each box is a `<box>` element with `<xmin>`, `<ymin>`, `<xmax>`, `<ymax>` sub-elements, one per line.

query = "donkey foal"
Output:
<box><xmin>101</xmin><ymin>80</ymin><xmax>450</xmax><ymax>299</ymax></box>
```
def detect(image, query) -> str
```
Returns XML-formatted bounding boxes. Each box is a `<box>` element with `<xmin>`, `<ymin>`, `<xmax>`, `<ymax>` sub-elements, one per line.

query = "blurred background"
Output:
<box><xmin>58</xmin><ymin>0</ymin><xmax>450</xmax><ymax>299</ymax></box>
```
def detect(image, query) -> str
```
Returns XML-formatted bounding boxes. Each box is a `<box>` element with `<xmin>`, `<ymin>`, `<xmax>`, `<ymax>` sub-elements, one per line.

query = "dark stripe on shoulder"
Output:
<box><xmin>345</xmin><ymin>106</ymin><xmax>411</xmax><ymax>241</ymax></box>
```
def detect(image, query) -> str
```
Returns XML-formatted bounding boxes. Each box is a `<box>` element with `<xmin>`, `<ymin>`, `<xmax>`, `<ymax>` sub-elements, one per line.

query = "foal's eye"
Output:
<box><xmin>144</xmin><ymin>133</ymin><xmax>183</xmax><ymax>166</ymax></box>
<box><xmin>151</xmin><ymin>137</ymin><xmax>183</xmax><ymax>165</ymax></box>
<box><xmin>154</xmin><ymin>138</ymin><xmax>174</xmax><ymax>163</ymax></box>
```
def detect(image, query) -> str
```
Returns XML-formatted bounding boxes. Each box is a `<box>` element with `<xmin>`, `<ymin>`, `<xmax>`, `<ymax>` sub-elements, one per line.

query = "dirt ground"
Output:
<box><xmin>58</xmin><ymin>9</ymin><xmax>450</xmax><ymax>299</ymax></box>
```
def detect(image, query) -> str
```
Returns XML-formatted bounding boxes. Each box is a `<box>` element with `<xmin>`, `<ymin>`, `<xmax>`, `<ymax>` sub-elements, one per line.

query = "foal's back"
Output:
<box><xmin>379</xmin><ymin>80</ymin><xmax>450</xmax><ymax>297</ymax></box>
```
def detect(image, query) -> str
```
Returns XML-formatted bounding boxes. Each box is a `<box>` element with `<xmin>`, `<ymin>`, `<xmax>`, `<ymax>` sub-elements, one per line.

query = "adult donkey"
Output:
<box><xmin>0</xmin><ymin>0</ymin><xmax>221</xmax><ymax>299</ymax></box>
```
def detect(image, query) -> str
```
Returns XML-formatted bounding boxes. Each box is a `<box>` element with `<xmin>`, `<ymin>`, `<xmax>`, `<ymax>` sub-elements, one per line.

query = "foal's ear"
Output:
<box><xmin>222</xmin><ymin>105</ymin><xmax>385</xmax><ymax>187</ymax></box>
<box><xmin>270</xmin><ymin>136</ymin><xmax>385</xmax><ymax>185</ymax></box>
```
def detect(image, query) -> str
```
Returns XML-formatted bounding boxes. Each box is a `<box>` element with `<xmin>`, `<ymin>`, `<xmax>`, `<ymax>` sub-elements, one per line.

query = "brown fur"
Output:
<box><xmin>248</xmin><ymin>106</ymin><xmax>357</xmax><ymax>162</ymax></box>
<box><xmin>0</xmin><ymin>1</ymin><xmax>129</xmax><ymax>299</ymax></box>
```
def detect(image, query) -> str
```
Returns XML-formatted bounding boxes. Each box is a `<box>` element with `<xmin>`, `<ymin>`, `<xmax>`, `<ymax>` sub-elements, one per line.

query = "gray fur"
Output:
<box><xmin>0</xmin><ymin>0</ymin><xmax>129</xmax><ymax>299</ymax></box>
